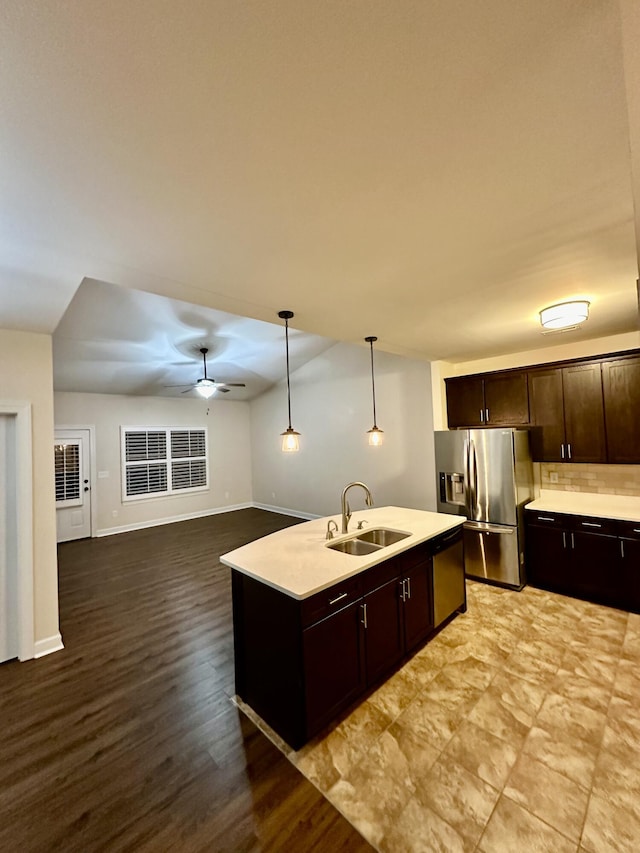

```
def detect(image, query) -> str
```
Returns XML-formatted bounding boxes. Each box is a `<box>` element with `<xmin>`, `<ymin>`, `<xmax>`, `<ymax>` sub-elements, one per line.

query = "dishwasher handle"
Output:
<box><xmin>432</xmin><ymin>527</ymin><xmax>462</xmax><ymax>555</ymax></box>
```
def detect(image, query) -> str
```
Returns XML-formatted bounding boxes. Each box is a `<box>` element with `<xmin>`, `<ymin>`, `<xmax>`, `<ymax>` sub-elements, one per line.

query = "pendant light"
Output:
<box><xmin>278</xmin><ymin>310</ymin><xmax>300</xmax><ymax>452</ymax></box>
<box><xmin>365</xmin><ymin>336</ymin><xmax>384</xmax><ymax>446</ymax></box>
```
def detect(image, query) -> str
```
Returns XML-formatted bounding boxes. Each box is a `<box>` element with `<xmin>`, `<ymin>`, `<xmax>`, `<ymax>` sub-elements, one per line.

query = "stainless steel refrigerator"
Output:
<box><xmin>435</xmin><ymin>429</ymin><xmax>533</xmax><ymax>589</ymax></box>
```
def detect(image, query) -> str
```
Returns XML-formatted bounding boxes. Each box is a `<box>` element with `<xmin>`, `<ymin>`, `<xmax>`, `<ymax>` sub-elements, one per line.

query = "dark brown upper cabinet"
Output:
<box><xmin>527</xmin><ymin>368</ymin><xmax>565</xmax><ymax>462</ymax></box>
<box><xmin>446</xmin><ymin>372</ymin><xmax>529</xmax><ymax>428</ymax></box>
<box><xmin>445</xmin><ymin>349</ymin><xmax>639</xmax><ymax>462</ymax></box>
<box><xmin>561</xmin><ymin>362</ymin><xmax>607</xmax><ymax>463</ymax></box>
<box><xmin>527</xmin><ymin>362</ymin><xmax>606</xmax><ymax>463</ymax></box>
<box><xmin>602</xmin><ymin>356</ymin><xmax>640</xmax><ymax>464</ymax></box>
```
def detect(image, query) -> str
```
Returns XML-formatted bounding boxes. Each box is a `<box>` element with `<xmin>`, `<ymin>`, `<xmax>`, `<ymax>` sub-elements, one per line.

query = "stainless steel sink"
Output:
<box><xmin>356</xmin><ymin>528</ymin><xmax>410</xmax><ymax>547</ymax></box>
<box><xmin>326</xmin><ymin>527</ymin><xmax>411</xmax><ymax>555</ymax></box>
<box><xmin>326</xmin><ymin>538</ymin><xmax>381</xmax><ymax>556</ymax></box>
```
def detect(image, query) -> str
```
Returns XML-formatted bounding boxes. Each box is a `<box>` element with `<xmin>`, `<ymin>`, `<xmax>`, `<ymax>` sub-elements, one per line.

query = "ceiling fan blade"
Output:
<box><xmin>218</xmin><ymin>388</ymin><xmax>230</xmax><ymax>393</ymax></box>
<box><xmin>164</xmin><ymin>383</ymin><xmax>196</xmax><ymax>388</ymax></box>
<box><xmin>218</xmin><ymin>383</ymin><xmax>246</xmax><ymax>387</ymax></box>
<box><xmin>180</xmin><ymin>388</ymin><xmax>196</xmax><ymax>394</ymax></box>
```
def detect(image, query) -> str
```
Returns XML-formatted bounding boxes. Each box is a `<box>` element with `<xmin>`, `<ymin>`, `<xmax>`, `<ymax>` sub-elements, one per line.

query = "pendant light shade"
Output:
<box><xmin>539</xmin><ymin>300</ymin><xmax>590</xmax><ymax>331</ymax></box>
<box><xmin>278</xmin><ymin>310</ymin><xmax>300</xmax><ymax>452</ymax></box>
<box><xmin>365</xmin><ymin>336</ymin><xmax>384</xmax><ymax>446</ymax></box>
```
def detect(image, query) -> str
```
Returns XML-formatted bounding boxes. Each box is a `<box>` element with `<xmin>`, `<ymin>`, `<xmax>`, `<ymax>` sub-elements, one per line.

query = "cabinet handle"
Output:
<box><xmin>567</xmin><ymin>443</ymin><xmax>572</xmax><ymax>459</ymax></box>
<box><xmin>328</xmin><ymin>591</ymin><xmax>348</xmax><ymax>605</ymax></box>
<box><xmin>633</xmin><ymin>529</ymin><xmax>640</xmax><ymax>534</ymax></box>
<box><xmin>561</xmin><ymin>444</ymin><xmax>565</xmax><ymax>459</ymax></box>
<box><xmin>537</xmin><ymin>516</ymin><xmax>556</xmax><ymax>522</ymax></box>
<box><xmin>400</xmin><ymin>579</ymin><xmax>406</xmax><ymax>602</ymax></box>
<box><xmin>485</xmin><ymin>408</ymin><xmax>489</xmax><ymax>423</ymax></box>
<box><xmin>562</xmin><ymin>531</ymin><xmax>567</xmax><ymax>549</ymax></box>
<box><xmin>571</xmin><ymin>532</ymin><xmax>575</xmax><ymax>549</ymax></box>
<box><xmin>581</xmin><ymin>522</ymin><xmax>602</xmax><ymax>528</ymax></box>
<box><xmin>480</xmin><ymin>409</ymin><xmax>484</xmax><ymax>423</ymax></box>
<box><xmin>621</xmin><ymin>540</ymin><xmax>625</xmax><ymax>559</ymax></box>
<box><xmin>406</xmin><ymin>577</ymin><xmax>411</xmax><ymax>600</ymax></box>
<box><xmin>360</xmin><ymin>602</ymin><xmax>368</xmax><ymax>629</ymax></box>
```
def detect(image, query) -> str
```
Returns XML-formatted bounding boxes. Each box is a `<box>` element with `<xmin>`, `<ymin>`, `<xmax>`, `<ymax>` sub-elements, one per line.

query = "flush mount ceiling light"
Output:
<box><xmin>365</xmin><ymin>336</ymin><xmax>384</xmax><ymax>446</ymax></box>
<box><xmin>278</xmin><ymin>310</ymin><xmax>300</xmax><ymax>452</ymax></box>
<box><xmin>539</xmin><ymin>300</ymin><xmax>590</xmax><ymax>331</ymax></box>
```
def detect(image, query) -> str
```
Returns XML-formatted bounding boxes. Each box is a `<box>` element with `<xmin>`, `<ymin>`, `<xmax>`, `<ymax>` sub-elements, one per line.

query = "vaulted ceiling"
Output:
<box><xmin>2</xmin><ymin>1</ymin><xmax>639</xmax><ymax>376</ymax></box>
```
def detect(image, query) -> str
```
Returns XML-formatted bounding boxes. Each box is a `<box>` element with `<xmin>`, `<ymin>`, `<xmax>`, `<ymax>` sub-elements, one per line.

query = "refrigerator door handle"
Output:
<box><xmin>470</xmin><ymin>439</ymin><xmax>478</xmax><ymax>518</ymax></box>
<box><xmin>463</xmin><ymin>521</ymin><xmax>515</xmax><ymax>534</ymax></box>
<box><xmin>463</xmin><ymin>438</ymin><xmax>470</xmax><ymax>514</ymax></box>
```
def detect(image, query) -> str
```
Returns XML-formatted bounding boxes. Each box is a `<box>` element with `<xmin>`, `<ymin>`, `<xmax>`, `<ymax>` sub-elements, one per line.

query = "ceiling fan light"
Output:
<box><xmin>539</xmin><ymin>300</ymin><xmax>590</xmax><ymax>330</ymax></box>
<box><xmin>196</xmin><ymin>381</ymin><xmax>216</xmax><ymax>399</ymax></box>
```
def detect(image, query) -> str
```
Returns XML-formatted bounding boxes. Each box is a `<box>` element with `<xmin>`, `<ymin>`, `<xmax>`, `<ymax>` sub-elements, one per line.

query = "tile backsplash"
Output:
<box><xmin>540</xmin><ymin>463</ymin><xmax>640</xmax><ymax>496</ymax></box>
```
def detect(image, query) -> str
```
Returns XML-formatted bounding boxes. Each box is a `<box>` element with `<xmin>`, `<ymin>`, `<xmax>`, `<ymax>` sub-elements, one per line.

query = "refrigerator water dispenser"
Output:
<box><xmin>439</xmin><ymin>472</ymin><xmax>466</xmax><ymax>507</ymax></box>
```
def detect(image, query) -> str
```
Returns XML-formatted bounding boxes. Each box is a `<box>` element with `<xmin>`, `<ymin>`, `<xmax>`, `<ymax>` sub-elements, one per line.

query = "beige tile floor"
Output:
<box><xmin>242</xmin><ymin>581</ymin><xmax>640</xmax><ymax>852</ymax></box>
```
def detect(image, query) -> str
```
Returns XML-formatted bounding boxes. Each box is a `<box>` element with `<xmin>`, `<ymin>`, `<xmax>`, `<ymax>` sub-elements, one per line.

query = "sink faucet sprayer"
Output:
<box><xmin>341</xmin><ymin>482</ymin><xmax>374</xmax><ymax>533</ymax></box>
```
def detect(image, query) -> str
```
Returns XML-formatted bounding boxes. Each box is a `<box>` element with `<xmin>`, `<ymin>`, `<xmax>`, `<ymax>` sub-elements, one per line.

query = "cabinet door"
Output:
<box><xmin>569</xmin><ymin>530</ymin><xmax>622</xmax><ymax>607</ymax></box>
<box><xmin>562</xmin><ymin>363</ymin><xmax>606</xmax><ymax>463</ymax></box>
<box><xmin>527</xmin><ymin>368</ymin><xmax>565</xmax><ymax>462</ymax></box>
<box><xmin>526</xmin><ymin>523</ymin><xmax>571</xmax><ymax>593</ymax></box>
<box><xmin>363</xmin><ymin>578</ymin><xmax>404</xmax><ymax>685</ymax></box>
<box><xmin>401</xmin><ymin>560</ymin><xmax>433</xmax><ymax>652</ymax></box>
<box><xmin>303</xmin><ymin>600</ymin><xmax>365</xmax><ymax>737</ymax></box>
<box><xmin>602</xmin><ymin>357</ymin><xmax>640</xmax><ymax>463</ymax></box>
<box><xmin>484</xmin><ymin>373</ymin><xmax>529</xmax><ymax>425</ymax></box>
<box><xmin>620</xmin><ymin>538</ymin><xmax>640</xmax><ymax>613</ymax></box>
<box><xmin>445</xmin><ymin>377</ymin><xmax>484</xmax><ymax>428</ymax></box>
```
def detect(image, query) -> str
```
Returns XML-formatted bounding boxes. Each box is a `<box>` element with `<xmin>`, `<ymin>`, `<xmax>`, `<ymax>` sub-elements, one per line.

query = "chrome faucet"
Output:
<box><xmin>341</xmin><ymin>482</ymin><xmax>374</xmax><ymax>533</ymax></box>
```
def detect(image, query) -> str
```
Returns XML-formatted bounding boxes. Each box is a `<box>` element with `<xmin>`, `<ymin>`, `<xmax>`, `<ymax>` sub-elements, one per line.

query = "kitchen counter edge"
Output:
<box><xmin>526</xmin><ymin>490</ymin><xmax>640</xmax><ymax>523</ymax></box>
<box><xmin>220</xmin><ymin>506</ymin><xmax>466</xmax><ymax>600</ymax></box>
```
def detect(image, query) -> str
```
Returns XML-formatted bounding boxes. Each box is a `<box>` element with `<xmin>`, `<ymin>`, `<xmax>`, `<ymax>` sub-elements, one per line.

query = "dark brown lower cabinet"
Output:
<box><xmin>402</xmin><ymin>560</ymin><xmax>434</xmax><ymax>651</ymax></box>
<box><xmin>526</xmin><ymin>512</ymin><xmax>639</xmax><ymax>611</ymax></box>
<box><xmin>363</xmin><ymin>577</ymin><xmax>404</xmax><ymax>685</ymax></box>
<box><xmin>303</xmin><ymin>599</ymin><xmax>365</xmax><ymax>736</ymax></box>
<box><xmin>232</xmin><ymin>536</ymin><xmax>462</xmax><ymax>749</ymax></box>
<box><xmin>620</xmin><ymin>521</ymin><xmax>640</xmax><ymax>612</ymax></box>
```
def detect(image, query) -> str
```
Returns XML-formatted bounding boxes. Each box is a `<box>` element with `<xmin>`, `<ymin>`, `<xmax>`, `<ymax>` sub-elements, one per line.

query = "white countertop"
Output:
<box><xmin>221</xmin><ymin>506</ymin><xmax>465</xmax><ymax>600</ymax></box>
<box><xmin>526</xmin><ymin>490</ymin><xmax>640</xmax><ymax>523</ymax></box>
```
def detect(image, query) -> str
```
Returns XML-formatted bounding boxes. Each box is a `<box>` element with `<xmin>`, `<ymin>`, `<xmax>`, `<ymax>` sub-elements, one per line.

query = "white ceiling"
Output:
<box><xmin>53</xmin><ymin>278</ymin><xmax>335</xmax><ymax>399</ymax></box>
<box><xmin>2</xmin><ymin>1</ymin><xmax>640</xmax><ymax>373</ymax></box>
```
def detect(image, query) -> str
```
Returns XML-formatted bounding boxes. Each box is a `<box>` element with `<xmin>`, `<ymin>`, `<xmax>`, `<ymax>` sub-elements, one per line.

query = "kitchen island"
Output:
<box><xmin>222</xmin><ymin>506</ymin><xmax>466</xmax><ymax>749</ymax></box>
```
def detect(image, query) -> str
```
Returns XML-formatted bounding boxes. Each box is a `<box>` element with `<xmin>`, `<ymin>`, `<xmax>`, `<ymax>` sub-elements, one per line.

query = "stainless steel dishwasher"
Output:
<box><xmin>432</xmin><ymin>526</ymin><xmax>466</xmax><ymax>627</ymax></box>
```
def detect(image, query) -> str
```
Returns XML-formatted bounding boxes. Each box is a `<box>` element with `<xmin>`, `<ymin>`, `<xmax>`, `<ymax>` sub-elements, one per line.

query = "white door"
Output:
<box><xmin>1</xmin><ymin>414</ymin><xmax>19</xmax><ymax>663</ymax></box>
<box><xmin>55</xmin><ymin>429</ymin><xmax>92</xmax><ymax>542</ymax></box>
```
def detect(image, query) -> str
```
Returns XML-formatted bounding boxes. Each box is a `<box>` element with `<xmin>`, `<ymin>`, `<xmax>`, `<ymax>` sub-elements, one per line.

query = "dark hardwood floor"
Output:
<box><xmin>0</xmin><ymin>509</ymin><xmax>373</xmax><ymax>852</ymax></box>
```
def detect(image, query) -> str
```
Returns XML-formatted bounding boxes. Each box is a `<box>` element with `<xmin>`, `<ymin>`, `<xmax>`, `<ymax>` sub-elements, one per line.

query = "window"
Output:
<box><xmin>121</xmin><ymin>427</ymin><xmax>208</xmax><ymax>501</ymax></box>
<box><xmin>54</xmin><ymin>442</ymin><xmax>82</xmax><ymax>505</ymax></box>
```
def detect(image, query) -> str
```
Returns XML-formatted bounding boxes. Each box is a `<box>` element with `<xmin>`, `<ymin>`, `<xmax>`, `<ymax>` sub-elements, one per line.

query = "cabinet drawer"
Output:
<box><xmin>362</xmin><ymin>555</ymin><xmax>403</xmax><ymax>595</ymax></box>
<box><xmin>568</xmin><ymin>515</ymin><xmax>618</xmax><ymax>536</ymax></box>
<box><xmin>617</xmin><ymin>519</ymin><xmax>640</xmax><ymax>540</ymax></box>
<box><xmin>525</xmin><ymin>511</ymin><xmax>570</xmax><ymax>529</ymax></box>
<box><xmin>301</xmin><ymin>576</ymin><xmax>363</xmax><ymax>628</ymax></box>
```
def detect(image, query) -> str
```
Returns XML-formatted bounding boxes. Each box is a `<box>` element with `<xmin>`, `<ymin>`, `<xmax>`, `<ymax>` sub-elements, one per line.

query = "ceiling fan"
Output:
<box><xmin>165</xmin><ymin>347</ymin><xmax>246</xmax><ymax>399</ymax></box>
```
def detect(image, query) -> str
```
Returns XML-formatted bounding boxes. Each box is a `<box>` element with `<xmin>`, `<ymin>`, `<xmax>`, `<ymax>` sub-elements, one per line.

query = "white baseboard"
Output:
<box><xmin>252</xmin><ymin>502</ymin><xmax>320</xmax><ymax>520</ymax></box>
<box><xmin>96</xmin><ymin>502</ymin><xmax>254</xmax><ymax>537</ymax></box>
<box><xmin>34</xmin><ymin>633</ymin><xmax>64</xmax><ymax>658</ymax></box>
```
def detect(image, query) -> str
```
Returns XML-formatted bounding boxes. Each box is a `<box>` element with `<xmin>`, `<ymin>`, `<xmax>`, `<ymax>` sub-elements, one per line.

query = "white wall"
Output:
<box><xmin>0</xmin><ymin>329</ymin><xmax>59</xmax><ymax>649</ymax></box>
<box><xmin>54</xmin><ymin>392</ymin><xmax>253</xmax><ymax>535</ymax></box>
<box><xmin>432</xmin><ymin>330</ymin><xmax>640</xmax><ymax>428</ymax></box>
<box><xmin>250</xmin><ymin>342</ymin><xmax>436</xmax><ymax>517</ymax></box>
